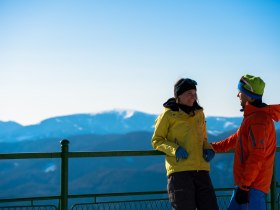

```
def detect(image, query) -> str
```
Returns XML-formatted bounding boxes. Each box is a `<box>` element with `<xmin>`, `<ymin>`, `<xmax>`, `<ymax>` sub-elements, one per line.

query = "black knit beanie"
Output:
<box><xmin>174</xmin><ymin>78</ymin><xmax>197</xmax><ymax>98</ymax></box>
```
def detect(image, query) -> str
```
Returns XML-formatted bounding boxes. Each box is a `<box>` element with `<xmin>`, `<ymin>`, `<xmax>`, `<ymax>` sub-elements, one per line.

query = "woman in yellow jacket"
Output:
<box><xmin>151</xmin><ymin>78</ymin><xmax>218</xmax><ymax>210</ymax></box>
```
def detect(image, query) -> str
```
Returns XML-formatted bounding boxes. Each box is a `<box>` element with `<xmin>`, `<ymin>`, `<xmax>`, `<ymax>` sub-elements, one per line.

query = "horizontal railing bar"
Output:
<box><xmin>0</xmin><ymin>150</ymin><xmax>166</xmax><ymax>160</ymax></box>
<box><xmin>0</xmin><ymin>152</ymin><xmax>61</xmax><ymax>159</ymax></box>
<box><xmin>68</xmin><ymin>188</ymin><xmax>234</xmax><ymax>199</ymax></box>
<box><xmin>0</xmin><ymin>196</ymin><xmax>60</xmax><ymax>203</ymax></box>
<box><xmin>0</xmin><ymin>150</ymin><xmax>237</xmax><ymax>160</ymax></box>
<box><xmin>68</xmin><ymin>190</ymin><xmax>168</xmax><ymax>199</ymax></box>
<box><xmin>68</xmin><ymin>150</ymin><xmax>164</xmax><ymax>158</ymax></box>
<box><xmin>0</xmin><ymin>152</ymin><xmax>61</xmax><ymax>160</ymax></box>
<box><xmin>0</xmin><ymin>188</ymin><xmax>235</xmax><ymax>204</ymax></box>
<box><xmin>0</xmin><ymin>146</ymin><xmax>279</xmax><ymax>160</ymax></box>
<box><xmin>0</xmin><ymin>151</ymin><xmax>236</xmax><ymax>160</ymax></box>
<box><xmin>0</xmin><ymin>150</ymin><xmax>164</xmax><ymax>160</ymax></box>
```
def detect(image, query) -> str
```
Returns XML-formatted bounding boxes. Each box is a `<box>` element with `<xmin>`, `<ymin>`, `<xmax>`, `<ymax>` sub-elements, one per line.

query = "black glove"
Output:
<box><xmin>235</xmin><ymin>187</ymin><xmax>250</xmax><ymax>204</ymax></box>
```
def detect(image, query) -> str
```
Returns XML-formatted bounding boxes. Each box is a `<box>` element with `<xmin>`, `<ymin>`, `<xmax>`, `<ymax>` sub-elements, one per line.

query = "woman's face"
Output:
<box><xmin>178</xmin><ymin>89</ymin><xmax>197</xmax><ymax>106</ymax></box>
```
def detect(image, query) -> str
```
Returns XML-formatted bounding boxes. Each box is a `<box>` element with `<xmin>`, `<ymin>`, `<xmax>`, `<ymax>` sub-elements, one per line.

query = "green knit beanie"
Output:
<box><xmin>238</xmin><ymin>74</ymin><xmax>265</xmax><ymax>99</ymax></box>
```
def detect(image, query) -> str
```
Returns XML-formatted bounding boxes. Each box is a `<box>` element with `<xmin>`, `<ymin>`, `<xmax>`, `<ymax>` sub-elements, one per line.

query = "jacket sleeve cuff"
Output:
<box><xmin>239</xmin><ymin>185</ymin><xmax>250</xmax><ymax>191</ymax></box>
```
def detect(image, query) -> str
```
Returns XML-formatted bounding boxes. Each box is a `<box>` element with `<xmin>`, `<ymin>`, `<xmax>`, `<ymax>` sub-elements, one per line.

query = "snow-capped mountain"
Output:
<box><xmin>0</xmin><ymin>110</ymin><xmax>279</xmax><ymax>142</ymax></box>
<box><xmin>0</xmin><ymin>110</ymin><xmax>157</xmax><ymax>142</ymax></box>
<box><xmin>206</xmin><ymin>116</ymin><xmax>242</xmax><ymax>136</ymax></box>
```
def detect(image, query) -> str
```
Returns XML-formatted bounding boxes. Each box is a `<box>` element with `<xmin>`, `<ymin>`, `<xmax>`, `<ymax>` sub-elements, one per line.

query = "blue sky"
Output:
<box><xmin>0</xmin><ymin>0</ymin><xmax>280</xmax><ymax>125</ymax></box>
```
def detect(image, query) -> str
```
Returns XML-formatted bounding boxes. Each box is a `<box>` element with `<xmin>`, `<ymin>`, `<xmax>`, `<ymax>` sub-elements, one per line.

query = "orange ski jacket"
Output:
<box><xmin>212</xmin><ymin>103</ymin><xmax>280</xmax><ymax>193</ymax></box>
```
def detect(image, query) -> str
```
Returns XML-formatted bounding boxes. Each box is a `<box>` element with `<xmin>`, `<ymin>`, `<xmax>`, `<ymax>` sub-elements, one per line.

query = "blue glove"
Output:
<box><xmin>175</xmin><ymin>146</ymin><xmax>188</xmax><ymax>160</ymax></box>
<box><xmin>203</xmin><ymin>149</ymin><xmax>215</xmax><ymax>162</ymax></box>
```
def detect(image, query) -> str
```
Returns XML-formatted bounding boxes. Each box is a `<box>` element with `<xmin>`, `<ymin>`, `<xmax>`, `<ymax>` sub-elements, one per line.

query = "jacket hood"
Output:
<box><xmin>244</xmin><ymin>103</ymin><xmax>280</xmax><ymax>122</ymax></box>
<box><xmin>163</xmin><ymin>98</ymin><xmax>179</xmax><ymax>111</ymax></box>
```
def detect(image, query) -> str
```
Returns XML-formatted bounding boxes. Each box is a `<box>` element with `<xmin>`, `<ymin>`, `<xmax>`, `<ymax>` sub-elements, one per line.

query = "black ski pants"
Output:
<box><xmin>167</xmin><ymin>170</ymin><xmax>219</xmax><ymax>210</ymax></box>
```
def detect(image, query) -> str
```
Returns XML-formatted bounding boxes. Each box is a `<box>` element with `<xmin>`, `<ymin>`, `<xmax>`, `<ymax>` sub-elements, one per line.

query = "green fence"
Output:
<box><xmin>0</xmin><ymin>140</ymin><xmax>279</xmax><ymax>210</ymax></box>
<box><xmin>0</xmin><ymin>205</ymin><xmax>57</xmax><ymax>210</ymax></box>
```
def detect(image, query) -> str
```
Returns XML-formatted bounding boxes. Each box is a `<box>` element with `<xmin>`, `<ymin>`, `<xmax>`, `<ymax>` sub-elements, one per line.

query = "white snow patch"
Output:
<box><xmin>123</xmin><ymin>110</ymin><xmax>134</xmax><ymax>119</ymax></box>
<box><xmin>110</xmin><ymin>109</ymin><xmax>135</xmax><ymax>119</ymax></box>
<box><xmin>89</xmin><ymin>109</ymin><xmax>135</xmax><ymax>119</ymax></box>
<box><xmin>74</xmin><ymin>124</ymin><xmax>83</xmax><ymax>130</ymax></box>
<box><xmin>45</xmin><ymin>164</ymin><xmax>57</xmax><ymax>173</ymax></box>
<box><xmin>207</xmin><ymin>130</ymin><xmax>222</xmax><ymax>136</ymax></box>
<box><xmin>224</xmin><ymin>121</ymin><xmax>238</xmax><ymax>128</ymax></box>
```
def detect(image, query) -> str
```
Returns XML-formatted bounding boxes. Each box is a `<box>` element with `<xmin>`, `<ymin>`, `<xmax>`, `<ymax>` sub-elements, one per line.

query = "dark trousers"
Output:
<box><xmin>167</xmin><ymin>171</ymin><xmax>219</xmax><ymax>210</ymax></box>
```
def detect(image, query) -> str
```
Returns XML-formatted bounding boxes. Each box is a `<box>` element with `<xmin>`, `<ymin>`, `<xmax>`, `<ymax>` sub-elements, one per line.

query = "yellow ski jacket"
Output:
<box><xmin>151</xmin><ymin>107</ymin><xmax>213</xmax><ymax>176</ymax></box>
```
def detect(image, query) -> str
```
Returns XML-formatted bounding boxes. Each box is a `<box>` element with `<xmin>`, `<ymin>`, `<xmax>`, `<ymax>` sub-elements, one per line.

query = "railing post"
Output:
<box><xmin>60</xmin><ymin>139</ymin><xmax>69</xmax><ymax>210</ymax></box>
<box><xmin>270</xmin><ymin>158</ymin><xmax>276</xmax><ymax>210</ymax></box>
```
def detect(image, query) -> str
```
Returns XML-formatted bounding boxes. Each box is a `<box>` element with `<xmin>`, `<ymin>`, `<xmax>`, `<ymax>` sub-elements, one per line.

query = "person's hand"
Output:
<box><xmin>203</xmin><ymin>149</ymin><xmax>215</xmax><ymax>162</ymax></box>
<box><xmin>175</xmin><ymin>146</ymin><xmax>188</xmax><ymax>160</ymax></box>
<box><xmin>235</xmin><ymin>187</ymin><xmax>250</xmax><ymax>204</ymax></box>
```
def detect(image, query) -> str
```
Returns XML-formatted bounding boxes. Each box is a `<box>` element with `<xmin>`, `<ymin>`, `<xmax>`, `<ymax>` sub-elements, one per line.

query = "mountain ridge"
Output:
<box><xmin>1</xmin><ymin>109</ymin><xmax>279</xmax><ymax>142</ymax></box>
<box><xmin>0</xmin><ymin>110</ymin><xmax>156</xmax><ymax>142</ymax></box>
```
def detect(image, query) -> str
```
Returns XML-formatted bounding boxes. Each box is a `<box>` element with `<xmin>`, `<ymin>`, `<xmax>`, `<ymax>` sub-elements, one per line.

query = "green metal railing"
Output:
<box><xmin>0</xmin><ymin>140</ymin><xmax>279</xmax><ymax>210</ymax></box>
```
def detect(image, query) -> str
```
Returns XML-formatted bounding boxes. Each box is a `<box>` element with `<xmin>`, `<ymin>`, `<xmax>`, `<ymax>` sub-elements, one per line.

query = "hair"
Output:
<box><xmin>174</xmin><ymin>78</ymin><xmax>203</xmax><ymax>114</ymax></box>
<box><xmin>174</xmin><ymin>78</ymin><xmax>185</xmax><ymax>98</ymax></box>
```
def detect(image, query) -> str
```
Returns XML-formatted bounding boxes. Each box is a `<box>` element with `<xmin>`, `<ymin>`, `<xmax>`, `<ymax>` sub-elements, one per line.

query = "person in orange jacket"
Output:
<box><xmin>211</xmin><ymin>74</ymin><xmax>280</xmax><ymax>210</ymax></box>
